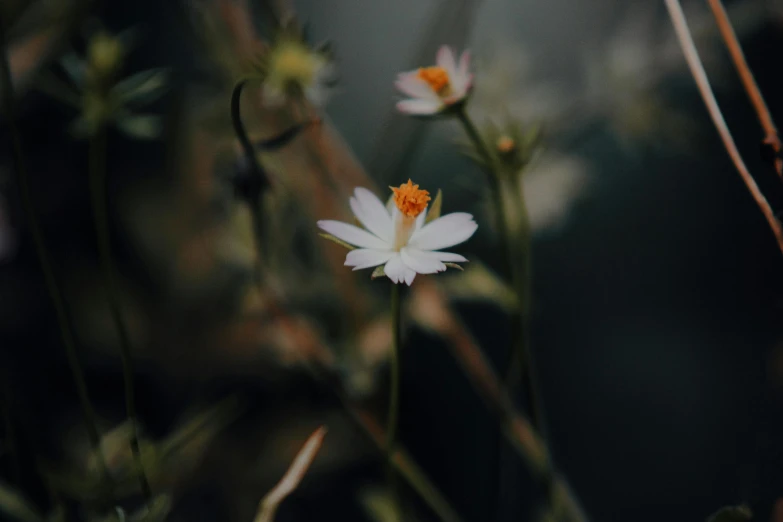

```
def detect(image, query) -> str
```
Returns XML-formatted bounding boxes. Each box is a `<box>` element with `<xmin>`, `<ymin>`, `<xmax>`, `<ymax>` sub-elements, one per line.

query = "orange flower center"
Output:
<box><xmin>417</xmin><ymin>66</ymin><xmax>451</xmax><ymax>94</ymax></box>
<box><xmin>391</xmin><ymin>179</ymin><xmax>431</xmax><ymax>218</ymax></box>
<box><xmin>496</xmin><ymin>135</ymin><xmax>516</xmax><ymax>154</ymax></box>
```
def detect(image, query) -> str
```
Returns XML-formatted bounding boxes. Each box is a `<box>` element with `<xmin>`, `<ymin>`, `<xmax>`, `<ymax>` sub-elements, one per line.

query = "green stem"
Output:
<box><xmin>88</xmin><ymin>129</ymin><xmax>152</xmax><ymax>502</ymax></box>
<box><xmin>455</xmin><ymin>109</ymin><xmax>543</xmax><ymax>430</ymax></box>
<box><xmin>0</xmin><ymin>23</ymin><xmax>114</xmax><ymax>504</ymax></box>
<box><xmin>387</xmin><ymin>283</ymin><xmax>401</xmax><ymax>516</ymax></box>
<box><xmin>231</xmin><ymin>77</ymin><xmax>270</xmax><ymax>269</ymax></box>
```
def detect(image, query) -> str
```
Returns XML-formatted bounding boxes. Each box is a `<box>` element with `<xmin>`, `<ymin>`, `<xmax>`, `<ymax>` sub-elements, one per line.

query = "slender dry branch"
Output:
<box><xmin>410</xmin><ymin>280</ymin><xmax>589</xmax><ymax>522</ymax></box>
<box><xmin>707</xmin><ymin>0</ymin><xmax>782</xmax><ymax>177</ymax></box>
<box><xmin>665</xmin><ymin>0</ymin><xmax>783</xmax><ymax>256</ymax></box>
<box><xmin>254</xmin><ymin>426</ymin><xmax>327</xmax><ymax>522</ymax></box>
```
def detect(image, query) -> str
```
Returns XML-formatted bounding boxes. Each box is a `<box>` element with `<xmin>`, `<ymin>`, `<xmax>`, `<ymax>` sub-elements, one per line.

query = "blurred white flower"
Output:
<box><xmin>520</xmin><ymin>153</ymin><xmax>589</xmax><ymax>234</ymax></box>
<box><xmin>318</xmin><ymin>181</ymin><xmax>477</xmax><ymax>285</ymax></box>
<box><xmin>467</xmin><ymin>44</ymin><xmax>565</xmax><ymax>125</ymax></box>
<box><xmin>395</xmin><ymin>46</ymin><xmax>472</xmax><ymax>115</ymax></box>
<box><xmin>262</xmin><ymin>37</ymin><xmax>335</xmax><ymax>107</ymax></box>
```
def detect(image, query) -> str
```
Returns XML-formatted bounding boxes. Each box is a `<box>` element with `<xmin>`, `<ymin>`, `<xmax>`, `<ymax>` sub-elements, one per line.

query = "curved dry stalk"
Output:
<box><xmin>664</xmin><ymin>0</ymin><xmax>783</xmax><ymax>256</ymax></box>
<box><xmin>254</xmin><ymin>426</ymin><xmax>327</xmax><ymax>522</ymax></box>
<box><xmin>706</xmin><ymin>0</ymin><xmax>782</xmax><ymax>177</ymax></box>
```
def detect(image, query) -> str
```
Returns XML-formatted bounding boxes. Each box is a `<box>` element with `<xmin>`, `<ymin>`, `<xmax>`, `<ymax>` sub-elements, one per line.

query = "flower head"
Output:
<box><xmin>259</xmin><ymin>21</ymin><xmax>335</xmax><ymax>107</ymax></box>
<box><xmin>318</xmin><ymin>181</ymin><xmax>477</xmax><ymax>285</ymax></box>
<box><xmin>395</xmin><ymin>46</ymin><xmax>473</xmax><ymax>116</ymax></box>
<box><xmin>45</xmin><ymin>29</ymin><xmax>168</xmax><ymax>140</ymax></box>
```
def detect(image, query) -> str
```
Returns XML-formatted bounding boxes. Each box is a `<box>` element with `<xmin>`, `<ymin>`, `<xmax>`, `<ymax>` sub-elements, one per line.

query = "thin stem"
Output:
<box><xmin>455</xmin><ymin>110</ymin><xmax>544</xmax><ymax>429</ymax></box>
<box><xmin>706</xmin><ymin>0</ymin><xmax>782</xmax><ymax>177</ymax></box>
<box><xmin>664</xmin><ymin>0</ymin><xmax>783</xmax><ymax>255</ymax></box>
<box><xmin>387</xmin><ymin>283</ymin><xmax>401</xmax><ymax>517</ymax></box>
<box><xmin>88</xmin><ymin>129</ymin><xmax>152</xmax><ymax>502</ymax></box>
<box><xmin>231</xmin><ymin>77</ymin><xmax>271</xmax><ymax>267</ymax></box>
<box><xmin>0</xmin><ymin>22</ymin><xmax>114</xmax><ymax>501</ymax></box>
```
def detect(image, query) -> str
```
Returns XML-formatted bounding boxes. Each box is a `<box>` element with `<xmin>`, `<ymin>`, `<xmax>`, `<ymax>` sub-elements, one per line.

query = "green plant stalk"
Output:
<box><xmin>0</xmin><ymin>25</ymin><xmax>114</xmax><ymax>505</ymax></box>
<box><xmin>387</xmin><ymin>282</ymin><xmax>401</xmax><ymax>517</ymax></box>
<box><xmin>88</xmin><ymin>129</ymin><xmax>151</xmax><ymax>502</ymax></box>
<box><xmin>455</xmin><ymin>109</ymin><xmax>542</xmax><ymax>430</ymax></box>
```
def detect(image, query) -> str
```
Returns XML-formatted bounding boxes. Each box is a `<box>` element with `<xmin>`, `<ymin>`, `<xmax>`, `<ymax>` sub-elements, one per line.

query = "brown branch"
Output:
<box><xmin>707</xmin><ymin>0</ymin><xmax>782</xmax><ymax>178</ymax></box>
<box><xmin>665</xmin><ymin>0</ymin><xmax>783</xmax><ymax>256</ymax></box>
<box><xmin>410</xmin><ymin>280</ymin><xmax>589</xmax><ymax>522</ymax></box>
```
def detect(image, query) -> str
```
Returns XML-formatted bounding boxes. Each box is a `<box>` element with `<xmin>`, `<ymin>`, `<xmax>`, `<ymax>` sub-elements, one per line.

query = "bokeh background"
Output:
<box><xmin>2</xmin><ymin>0</ymin><xmax>783</xmax><ymax>521</ymax></box>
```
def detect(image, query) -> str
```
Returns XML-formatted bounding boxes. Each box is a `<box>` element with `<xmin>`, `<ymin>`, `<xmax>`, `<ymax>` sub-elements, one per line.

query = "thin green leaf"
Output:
<box><xmin>114</xmin><ymin>69</ymin><xmax>169</xmax><ymax>106</ymax></box>
<box><xmin>115</xmin><ymin>113</ymin><xmax>163</xmax><ymax>140</ymax></box>
<box><xmin>59</xmin><ymin>53</ymin><xmax>85</xmax><ymax>85</ymax></box>
<box><xmin>33</xmin><ymin>71</ymin><xmax>81</xmax><ymax>108</ymax></box>
<box><xmin>0</xmin><ymin>482</ymin><xmax>44</xmax><ymax>522</ymax></box>
<box><xmin>425</xmin><ymin>189</ymin><xmax>442</xmax><ymax>224</ymax></box>
<box><xmin>707</xmin><ymin>505</ymin><xmax>752</xmax><ymax>522</ymax></box>
<box><xmin>371</xmin><ymin>266</ymin><xmax>386</xmax><ymax>280</ymax></box>
<box><xmin>318</xmin><ymin>233</ymin><xmax>355</xmax><ymax>251</ymax></box>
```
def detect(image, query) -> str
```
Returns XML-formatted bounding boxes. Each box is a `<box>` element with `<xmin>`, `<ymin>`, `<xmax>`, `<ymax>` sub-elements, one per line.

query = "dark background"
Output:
<box><xmin>2</xmin><ymin>1</ymin><xmax>783</xmax><ymax>521</ymax></box>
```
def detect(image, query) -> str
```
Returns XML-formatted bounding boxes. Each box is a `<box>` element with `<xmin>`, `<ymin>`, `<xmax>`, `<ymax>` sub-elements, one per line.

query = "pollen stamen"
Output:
<box><xmin>416</xmin><ymin>66</ymin><xmax>451</xmax><ymax>95</ymax></box>
<box><xmin>391</xmin><ymin>179</ymin><xmax>431</xmax><ymax>218</ymax></box>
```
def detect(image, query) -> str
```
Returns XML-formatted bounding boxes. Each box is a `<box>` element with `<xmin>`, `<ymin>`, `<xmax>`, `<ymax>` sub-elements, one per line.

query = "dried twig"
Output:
<box><xmin>410</xmin><ymin>281</ymin><xmax>588</xmax><ymax>522</ymax></box>
<box><xmin>664</xmin><ymin>0</ymin><xmax>783</xmax><ymax>256</ymax></box>
<box><xmin>706</xmin><ymin>0</ymin><xmax>782</xmax><ymax>177</ymax></box>
<box><xmin>254</xmin><ymin>426</ymin><xmax>327</xmax><ymax>522</ymax></box>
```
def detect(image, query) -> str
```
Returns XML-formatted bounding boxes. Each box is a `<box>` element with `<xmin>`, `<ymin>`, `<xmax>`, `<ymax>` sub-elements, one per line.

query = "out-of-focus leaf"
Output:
<box><xmin>318</xmin><ymin>233</ymin><xmax>355</xmax><ymax>251</ymax></box>
<box><xmin>707</xmin><ymin>505</ymin><xmax>753</xmax><ymax>522</ymax></box>
<box><xmin>438</xmin><ymin>261</ymin><xmax>515</xmax><ymax>310</ymax></box>
<box><xmin>0</xmin><ymin>481</ymin><xmax>43</xmax><ymax>522</ymax></box>
<box><xmin>425</xmin><ymin>189</ymin><xmax>442</xmax><ymax>224</ymax></box>
<box><xmin>33</xmin><ymin>70</ymin><xmax>80</xmax><ymax>107</ymax></box>
<box><xmin>116</xmin><ymin>113</ymin><xmax>163</xmax><ymax>140</ymax></box>
<box><xmin>371</xmin><ymin>266</ymin><xmax>385</xmax><ymax>280</ymax></box>
<box><xmin>114</xmin><ymin>68</ymin><xmax>169</xmax><ymax>106</ymax></box>
<box><xmin>359</xmin><ymin>487</ymin><xmax>403</xmax><ymax>522</ymax></box>
<box><xmin>254</xmin><ymin>426</ymin><xmax>327</xmax><ymax>522</ymax></box>
<box><xmin>59</xmin><ymin>52</ymin><xmax>85</xmax><ymax>84</ymax></box>
<box><xmin>68</xmin><ymin>115</ymin><xmax>93</xmax><ymax>139</ymax></box>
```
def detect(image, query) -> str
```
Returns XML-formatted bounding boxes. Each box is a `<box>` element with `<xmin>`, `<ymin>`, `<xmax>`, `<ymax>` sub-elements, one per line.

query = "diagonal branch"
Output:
<box><xmin>706</xmin><ymin>0</ymin><xmax>782</xmax><ymax>177</ymax></box>
<box><xmin>665</xmin><ymin>0</ymin><xmax>783</xmax><ymax>256</ymax></box>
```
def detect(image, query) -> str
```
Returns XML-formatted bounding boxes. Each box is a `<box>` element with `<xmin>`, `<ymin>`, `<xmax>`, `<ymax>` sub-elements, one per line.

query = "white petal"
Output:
<box><xmin>435</xmin><ymin>46</ymin><xmax>457</xmax><ymax>81</ymax></box>
<box><xmin>396</xmin><ymin>99</ymin><xmax>442</xmax><ymax>115</ymax></box>
<box><xmin>409</xmin><ymin>213</ymin><xmax>478</xmax><ymax>250</ymax></box>
<box><xmin>401</xmin><ymin>247</ymin><xmax>446</xmax><ymax>274</ymax></box>
<box><xmin>403</xmin><ymin>267</ymin><xmax>417</xmax><ymax>286</ymax></box>
<box><xmin>452</xmin><ymin>50</ymin><xmax>472</xmax><ymax>94</ymax></box>
<box><xmin>432</xmin><ymin>251</ymin><xmax>468</xmax><ymax>263</ymax></box>
<box><xmin>414</xmin><ymin>207</ymin><xmax>427</xmax><ymax>232</ymax></box>
<box><xmin>345</xmin><ymin>249</ymin><xmax>395</xmax><ymax>270</ymax></box>
<box><xmin>395</xmin><ymin>72</ymin><xmax>439</xmax><ymax>101</ymax></box>
<box><xmin>384</xmin><ymin>254</ymin><xmax>405</xmax><ymax>284</ymax></box>
<box><xmin>317</xmin><ymin>220</ymin><xmax>389</xmax><ymax>249</ymax></box>
<box><xmin>350</xmin><ymin>188</ymin><xmax>393</xmax><ymax>243</ymax></box>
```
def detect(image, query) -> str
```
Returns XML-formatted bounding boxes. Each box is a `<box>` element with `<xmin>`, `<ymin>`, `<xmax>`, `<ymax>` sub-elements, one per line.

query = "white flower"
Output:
<box><xmin>395</xmin><ymin>46</ymin><xmax>473</xmax><ymax>115</ymax></box>
<box><xmin>263</xmin><ymin>38</ymin><xmax>334</xmax><ymax>107</ymax></box>
<box><xmin>317</xmin><ymin>180</ymin><xmax>477</xmax><ymax>286</ymax></box>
